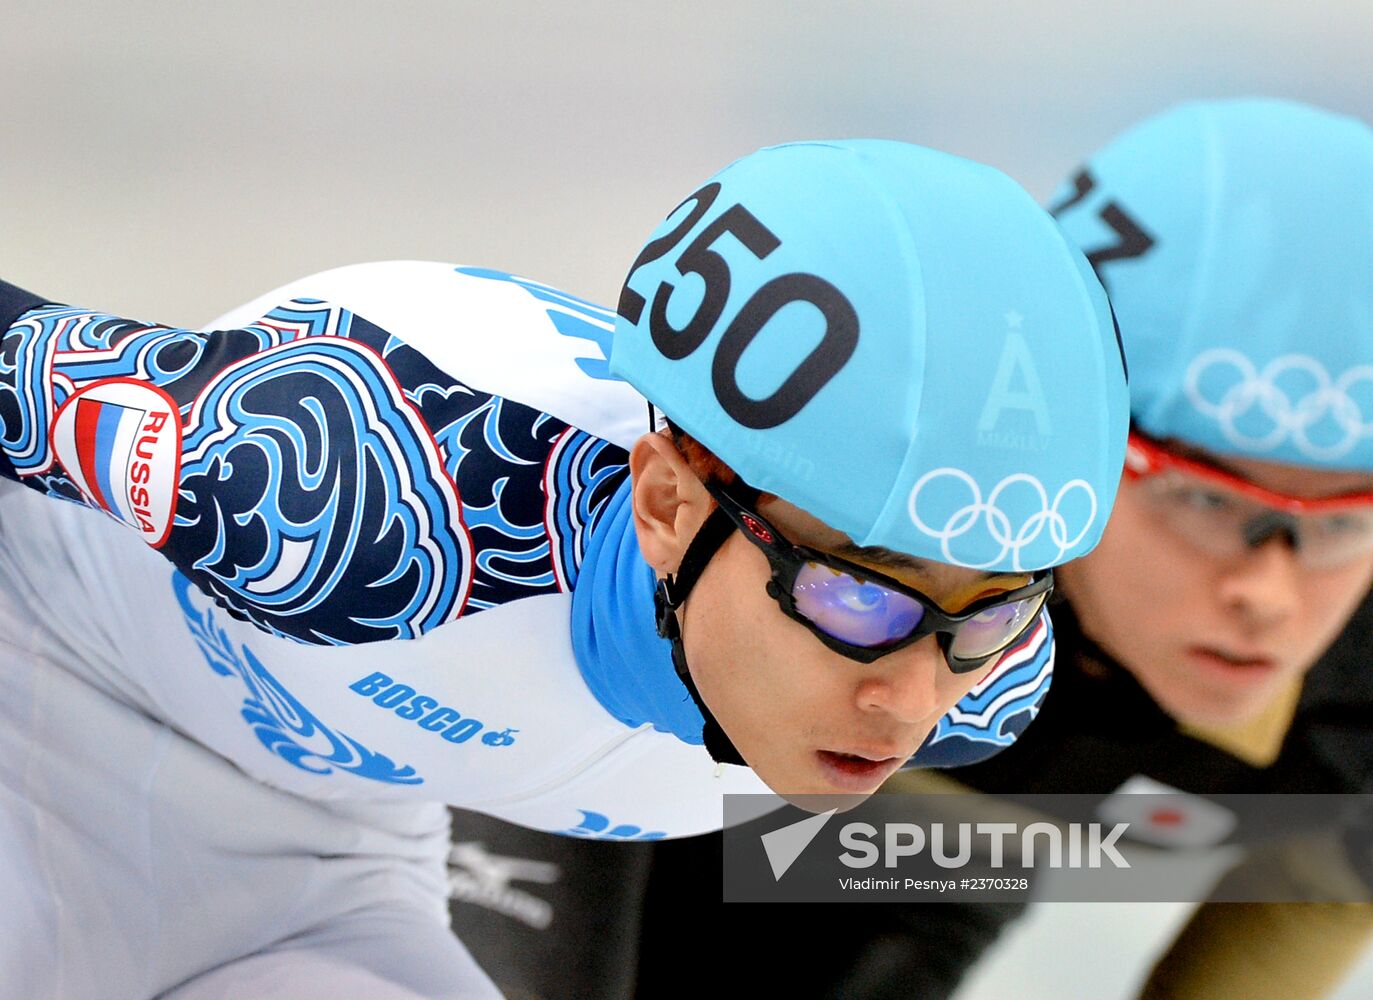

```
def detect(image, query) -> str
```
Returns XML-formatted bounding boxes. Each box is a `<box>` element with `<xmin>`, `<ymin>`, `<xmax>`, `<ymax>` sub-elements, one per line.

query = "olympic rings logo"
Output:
<box><xmin>907</xmin><ymin>468</ymin><xmax>1098</xmax><ymax>571</ymax></box>
<box><xmin>1185</xmin><ymin>349</ymin><xmax>1373</xmax><ymax>460</ymax></box>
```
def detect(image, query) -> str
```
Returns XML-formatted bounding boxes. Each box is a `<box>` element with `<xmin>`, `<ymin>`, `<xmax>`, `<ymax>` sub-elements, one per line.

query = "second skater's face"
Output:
<box><xmin>630</xmin><ymin>432</ymin><xmax>1030</xmax><ymax>800</ymax></box>
<box><xmin>1060</xmin><ymin>442</ymin><xmax>1373</xmax><ymax>728</ymax></box>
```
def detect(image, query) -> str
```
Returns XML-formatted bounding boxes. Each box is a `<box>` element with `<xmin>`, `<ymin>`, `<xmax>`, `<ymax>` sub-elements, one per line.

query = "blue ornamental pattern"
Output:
<box><xmin>356</xmin><ymin>276</ymin><xmax>629</xmax><ymax>612</ymax></box>
<box><xmin>175</xmin><ymin>336</ymin><xmax>471</xmax><ymax>645</ymax></box>
<box><xmin>173</xmin><ymin>572</ymin><xmax>423</xmax><ymax>785</ymax></box>
<box><xmin>453</xmin><ymin>267</ymin><xmax>618</xmax><ymax>382</ymax></box>
<box><xmin>0</xmin><ymin>300</ymin><xmax>344</xmax><ymax>484</ymax></box>
<box><xmin>908</xmin><ymin>616</ymin><xmax>1054</xmax><ymax>769</ymax></box>
<box><xmin>1</xmin><ymin>280</ymin><xmax>629</xmax><ymax>646</ymax></box>
<box><xmin>561</xmin><ymin>809</ymin><xmax>667</xmax><ymax>841</ymax></box>
<box><xmin>545</xmin><ymin>430</ymin><xmax>631</xmax><ymax>591</ymax></box>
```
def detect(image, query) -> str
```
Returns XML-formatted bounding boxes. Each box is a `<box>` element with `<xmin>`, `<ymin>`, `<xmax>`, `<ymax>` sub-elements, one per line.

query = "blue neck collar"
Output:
<box><xmin>569</xmin><ymin>477</ymin><xmax>706</xmax><ymax>744</ymax></box>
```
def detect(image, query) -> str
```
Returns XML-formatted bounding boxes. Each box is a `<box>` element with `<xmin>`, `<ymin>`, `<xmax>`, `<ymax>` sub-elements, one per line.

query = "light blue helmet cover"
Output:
<box><xmin>1050</xmin><ymin>98</ymin><xmax>1373</xmax><ymax>470</ymax></box>
<box><xmin>610</xmin><ymin>140</ymin><xmax>1129</xmax><ymax>572</ymax></box>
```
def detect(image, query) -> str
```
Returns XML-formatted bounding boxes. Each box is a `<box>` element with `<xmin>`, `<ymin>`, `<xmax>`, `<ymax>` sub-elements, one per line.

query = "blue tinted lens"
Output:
<box><xmin>792</xmin><ymin>562</ymin><xmax>925</xmax><ymax>648</ymax></box>
<box><xmin>948</xmin><ymin>596</ymin><xmax>1043</xmax><ymax>659</ymax></box>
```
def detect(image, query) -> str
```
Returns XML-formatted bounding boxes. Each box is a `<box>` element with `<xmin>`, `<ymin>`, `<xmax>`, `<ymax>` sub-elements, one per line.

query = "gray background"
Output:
<box><xmin>6</xmin><ymin>2</ymin><xmax>1372</xmax><ymax>996</ymax></box>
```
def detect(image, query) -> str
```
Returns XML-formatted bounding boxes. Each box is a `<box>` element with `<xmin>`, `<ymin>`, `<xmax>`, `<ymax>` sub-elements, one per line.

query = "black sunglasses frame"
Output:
<box><xmin>702</xmin><ymin>479</ymin><xmax>1054</xmax><ymax>672</ymax></box>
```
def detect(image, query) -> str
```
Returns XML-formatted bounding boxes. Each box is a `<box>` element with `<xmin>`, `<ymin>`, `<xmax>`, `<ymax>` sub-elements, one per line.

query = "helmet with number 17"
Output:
<box><xmin>1039</xmin><ymin>99</ymin><xmax>1373</xmax><ymax>733</ymax></box>
<box><xmin>1050</xmin><ymin>98</ymin><xmax>1373</xmax><ymax>471</ymax></box>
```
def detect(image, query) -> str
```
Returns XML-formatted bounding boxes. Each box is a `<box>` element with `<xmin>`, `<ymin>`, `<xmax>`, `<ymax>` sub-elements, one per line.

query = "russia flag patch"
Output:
<box><xmin>50</xmin><ymin>378</ymin><xmax>181</xmax><ymax>547</ymax></box>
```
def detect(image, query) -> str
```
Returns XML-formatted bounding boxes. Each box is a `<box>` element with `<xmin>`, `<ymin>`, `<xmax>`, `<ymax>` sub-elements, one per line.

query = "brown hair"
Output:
<box><xmin>667</xmin><ymin>425</ymin><xmax>777</xmax><ymax>502</ymax></box>
<box><xmin>669</xmin><ymin>428</ymin><xmax>737</xmax><ymax>485</ymax></box>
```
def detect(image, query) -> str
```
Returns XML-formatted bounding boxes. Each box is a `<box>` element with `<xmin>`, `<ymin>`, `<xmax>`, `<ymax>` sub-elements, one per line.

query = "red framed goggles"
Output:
<box><xmin>1124</xmin><ymin>431</ymin><xmax>1373</xmax><ymax>567</ymax></box>
<box><xmin>1125</xmin><ymin>432</ymin><xmax>1373</xmax><ymax>513</ymax></box>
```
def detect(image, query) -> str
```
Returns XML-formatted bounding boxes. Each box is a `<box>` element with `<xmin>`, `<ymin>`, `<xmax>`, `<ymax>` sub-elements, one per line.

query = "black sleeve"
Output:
<box><xmin>0</xmin><ymin>279</ymin><xmax>49</xmax><ymax>332</ymax></box>
<box><xmin>0</xmin><ymin>280</ymin><xmax>52</xmax><ymax>481</ymax></box>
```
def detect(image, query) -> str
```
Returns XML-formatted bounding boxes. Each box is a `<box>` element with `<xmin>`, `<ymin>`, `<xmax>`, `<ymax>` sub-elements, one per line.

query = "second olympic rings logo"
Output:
<box><xmin>1185</xmin><ymin>349</ymin><xmax>1373</xmax><ymax>460</ymax></box>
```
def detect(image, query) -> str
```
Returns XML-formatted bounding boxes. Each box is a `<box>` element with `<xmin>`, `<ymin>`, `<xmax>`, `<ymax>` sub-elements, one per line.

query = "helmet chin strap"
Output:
<box><xmin>652</xmin><ymin>502</ymin><xmax>749</xmax><ymax>767</ymax></box>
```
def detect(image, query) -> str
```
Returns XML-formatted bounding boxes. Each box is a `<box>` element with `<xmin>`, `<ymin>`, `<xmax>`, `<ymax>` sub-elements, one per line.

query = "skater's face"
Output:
<box><xmin>1060</xmin><ymin>436</ymin><xmax>1373</xmax><ymax>728</ymax></box>
<box><xmin>630</xmin><ymin>432</ymin><xmax>1032</xmax><ymax>800</ymax></box>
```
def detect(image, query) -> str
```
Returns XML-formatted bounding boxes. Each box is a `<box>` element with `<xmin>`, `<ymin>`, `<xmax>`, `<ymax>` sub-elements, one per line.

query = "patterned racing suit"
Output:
<box><xmin>0</xmin><ymin>261</ymin><xmax>1052</xmax><ymax>998</ymax></box>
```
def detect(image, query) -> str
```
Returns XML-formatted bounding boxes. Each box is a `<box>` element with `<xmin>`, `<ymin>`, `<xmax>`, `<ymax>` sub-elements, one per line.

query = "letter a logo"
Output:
<box><xmin>978</xmin><ymin>313</ymin><xmax>1051</xmax><ymax>437</ymax></box>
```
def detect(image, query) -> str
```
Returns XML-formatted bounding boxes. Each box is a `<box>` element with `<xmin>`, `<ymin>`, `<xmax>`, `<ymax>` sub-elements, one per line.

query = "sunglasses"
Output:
<box><xmin>1125</xmin><ymin>432</ymin><xmax>1373</xmax><ymax>569</ymax></box>
<box><xmin>702</xmin><ymin>480</ymin><xmax>1053</xmax><ymax>672</ymax></box>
